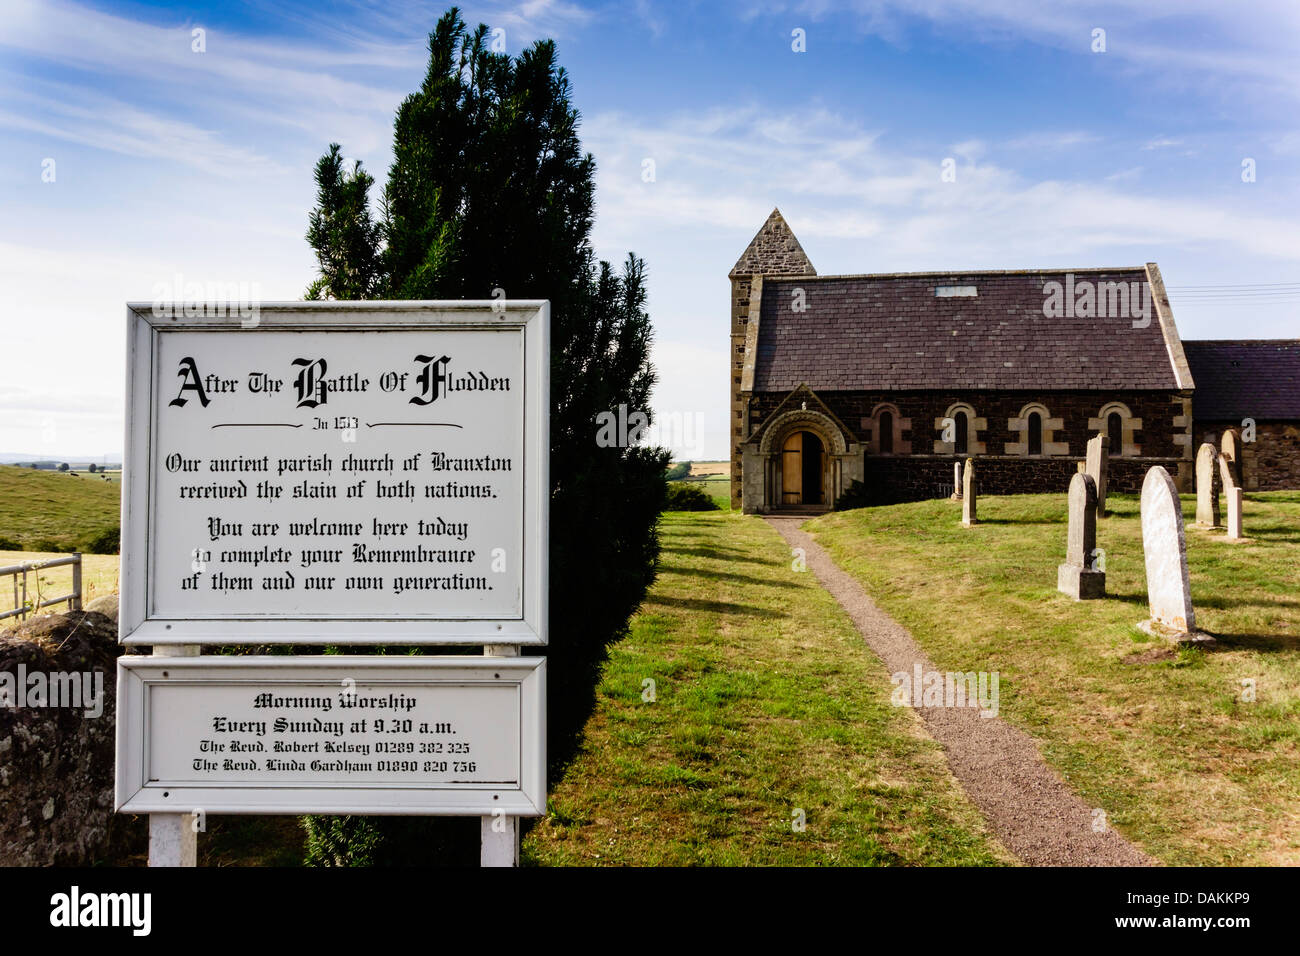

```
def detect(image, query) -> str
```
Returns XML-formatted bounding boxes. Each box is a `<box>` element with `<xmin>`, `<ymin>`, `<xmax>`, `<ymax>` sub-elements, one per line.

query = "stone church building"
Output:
<box><xmin>728</xmin><ymin>209</ymin><xmax>1300</xmax><ymax>513</ymax></box>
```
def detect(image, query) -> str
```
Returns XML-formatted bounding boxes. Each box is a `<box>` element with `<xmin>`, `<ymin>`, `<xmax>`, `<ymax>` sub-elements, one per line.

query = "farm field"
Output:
<box><xmin>523</xmin><ymin>508</ymin><xmax>1014</xmax><ymax>866</ymax></box>
<box><xmin>807</xmin><ymin>491</ymin><xmax>1300</xmax><ymax>866</ymax></box>
<box><xmin>0</xmin><ymin>465</ymin><xmax>120</xmax><ymax>552</ymax></box>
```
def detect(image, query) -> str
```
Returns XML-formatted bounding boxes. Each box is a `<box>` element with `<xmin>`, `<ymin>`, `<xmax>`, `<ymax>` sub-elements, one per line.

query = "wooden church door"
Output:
<box><xmin>781</xmin><ymin>432</ymin><xmax>802</xmax><ymax>505</ymax></box>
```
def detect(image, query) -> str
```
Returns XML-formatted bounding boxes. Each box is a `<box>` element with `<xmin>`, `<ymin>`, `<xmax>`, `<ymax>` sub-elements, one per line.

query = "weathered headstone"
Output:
<box><xmin>961</xmin><ymin>458</ymin><xmax>977</xmax><ymax>526</ymax></box>
<box><xmin>950</xmin><ymin>460</ymin><xmax>962</xmax><ymax>500</ymax></box>
<box><xmin>1226</xmin><ymin>486</ymin><xmax>1244</xmax><ymax>541</ymax></box>
<box><xmin>1057</xmin><ymin>473</ymin><xmax>1105</xmax><ymax>600</ymax></box>
<box><xmin>1194</xmin><ymin>442</ymin><xmax>1220</xmax><ymax>528</ymax></box>
<box><xmin>1220</xmin><ymin>429</ymin><xmax>1243</xmax><ymax>489</ymax></box>
<box><xmin>1138</xmin><ymin>466</ymin><xmax>1208</xmax><ymax>643</ymax></box>
<box><xmin>1085</xmin><ymin>433</ymin><xmax>1110</xmax><ymax>519</ymax></box>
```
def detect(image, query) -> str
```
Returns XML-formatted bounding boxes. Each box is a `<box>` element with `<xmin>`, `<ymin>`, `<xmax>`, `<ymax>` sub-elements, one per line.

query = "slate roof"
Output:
<box><xmin>1182</xmin><ymin>340</ymin><xmax>1300</xmax><ymax>420</ymax></box>
<box><xmin>752</xmin><ymin>270</ymin><xmax>1180</xmax><ymax>392</ymax></box>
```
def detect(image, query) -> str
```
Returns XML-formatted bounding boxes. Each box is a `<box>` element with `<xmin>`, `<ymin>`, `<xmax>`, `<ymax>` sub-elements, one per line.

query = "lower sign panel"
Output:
<box><xmin>115</xmin><ymin>656</ymin><xmax>545</xmax><ymax>815</ymax></box>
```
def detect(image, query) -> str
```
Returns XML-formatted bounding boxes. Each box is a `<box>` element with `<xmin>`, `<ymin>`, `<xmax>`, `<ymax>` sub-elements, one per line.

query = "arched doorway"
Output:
<box><xmin>781</xmin><ymin>430</ymin><xmax>825</xmax><ymax>506</ymax></box>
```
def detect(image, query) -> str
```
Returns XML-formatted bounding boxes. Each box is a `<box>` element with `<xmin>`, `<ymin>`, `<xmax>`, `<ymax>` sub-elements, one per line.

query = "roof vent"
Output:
<box><xmin>935</xmin><ymin>285</ymin><xmax>977</xmax><ymax>297</ymax></box>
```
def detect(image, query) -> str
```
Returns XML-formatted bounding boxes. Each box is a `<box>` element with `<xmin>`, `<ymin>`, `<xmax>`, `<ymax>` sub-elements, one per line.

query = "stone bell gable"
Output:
<box><xmin>728</xmin><ymin>210</ymin><xmax>1210</xmax><ymax>513</ymax></box>
<box><xmin>729</xmin><ymin>209</ymin><xmax>816</xmax><ymax>509</ymax></box>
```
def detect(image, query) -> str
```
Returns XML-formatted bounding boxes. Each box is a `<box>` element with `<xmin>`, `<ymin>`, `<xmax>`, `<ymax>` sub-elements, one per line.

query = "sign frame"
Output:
<box><xmin>115</xmin><ymin>655</ymin><xmax>547</xmax><ymax>815</ymax></box>
<box><xmin>119</xmin><ymin>300</ymin><xmax>549</xmax><ymax>646</ymax></box>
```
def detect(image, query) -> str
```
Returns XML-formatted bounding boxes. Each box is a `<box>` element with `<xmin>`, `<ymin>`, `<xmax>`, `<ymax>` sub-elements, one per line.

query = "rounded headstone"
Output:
<box><xmin>1140</xmin><ymin>466</ymin><xmax>1196</xmax><ymax>633</ymax></box>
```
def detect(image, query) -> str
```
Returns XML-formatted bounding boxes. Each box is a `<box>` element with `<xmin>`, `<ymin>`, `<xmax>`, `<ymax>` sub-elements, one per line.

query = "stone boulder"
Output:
<box><xmin>84</xmin><ymin>593</ymin><xmax>119</xmax><ymax>623</ymax></box>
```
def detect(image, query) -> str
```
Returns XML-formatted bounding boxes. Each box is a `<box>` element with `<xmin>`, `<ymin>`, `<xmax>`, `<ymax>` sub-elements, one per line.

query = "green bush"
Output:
<box><xmin>0</xmin><ymin>535</ymin><xmax>22</xmax><ymax>550</ymax></box>
<box><xmin>665</xmin><ymin>482</ymin><xmax>719</xmax><ymax>511</ymax></box>
<box><xmin>80</xmin><ymin>526</ymin><xmax>120</xmax><ymax>555</ymax></box>
<box><xmin>29</xmin><ymin>538</ymin><xmax>75</xmax><ymax>554</ymax></box>
<box><xmin>664</xmin><ymin>461</ymin><xmax>691</xmax><ymax>481</ymax></box>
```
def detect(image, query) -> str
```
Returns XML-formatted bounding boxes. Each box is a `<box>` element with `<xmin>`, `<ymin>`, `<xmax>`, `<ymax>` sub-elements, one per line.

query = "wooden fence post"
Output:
<box><xmin>71</xmin><ymin>553</ymin><xmax>82</xmax><ymax>611</ymax></box>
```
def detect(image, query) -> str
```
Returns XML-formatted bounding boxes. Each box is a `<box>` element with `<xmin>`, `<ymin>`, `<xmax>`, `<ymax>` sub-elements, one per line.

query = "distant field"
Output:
<box><xmin>687</xmin><ymin>461</ymin><xmax>727</xmax><ymax>476</ymax></box>
<box><xmin>0</xmin><ymin>464</ymin><xmax>120</xmax><ymax>552</ymax></box>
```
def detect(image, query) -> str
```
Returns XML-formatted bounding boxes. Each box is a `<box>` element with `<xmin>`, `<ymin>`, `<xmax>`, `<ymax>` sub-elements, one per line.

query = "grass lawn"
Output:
<box><xmin>807</xmin><ymin>490</ymin><xmax>1300</xmax><ymax>866</ymax></box>
<box><xmin>523</xmin><ymin>508</ymin><xmax>1015</xmax><ymax>866</ymax></box>
<box><xmin>0</xmin><ymin>464</ymin><xmax>120</xmax><ymax>551</ymax></box>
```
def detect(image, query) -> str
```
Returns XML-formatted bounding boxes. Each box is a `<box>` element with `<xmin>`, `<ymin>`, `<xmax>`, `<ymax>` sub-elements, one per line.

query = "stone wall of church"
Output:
<box><xmin>729</xmin><ymin>275</ymin><xmax>752</xmax><ymax>509</ymax></box>
<box><xmin>746</xmin><ymin>387</ymin><xmax>1192</xmax><ymax>504</ymax></box>
<box><xmin>859</xmin><ymin>455</ymin><xmax>1165</xmax><ymax>503</ymax></box>
<box><xmin>1196</xmin><ymin>420</ymin><xmax>1300</xmax><ymax>491</ymax></box>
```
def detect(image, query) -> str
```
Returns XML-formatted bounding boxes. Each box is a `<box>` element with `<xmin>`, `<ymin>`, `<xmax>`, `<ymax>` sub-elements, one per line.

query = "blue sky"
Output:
<box><xmin>2</xmin><ymin>0</ymin><xmax>1298</xmax><ymax>459</ymax></box>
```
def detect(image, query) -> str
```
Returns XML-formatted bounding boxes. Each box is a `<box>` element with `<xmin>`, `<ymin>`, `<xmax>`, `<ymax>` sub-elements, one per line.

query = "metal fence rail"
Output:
<box><xmin>0</xmin><ymin>553</ymin><xmax>82</xmax><ymax>622</ymax></box>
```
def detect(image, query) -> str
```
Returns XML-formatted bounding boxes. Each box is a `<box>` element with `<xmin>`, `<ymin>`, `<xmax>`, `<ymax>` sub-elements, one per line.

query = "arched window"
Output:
<box><xmin>878</xmin><ymin>411</ymin><xmax>894</xmax><ymax>454</ymax></box>
<box><xmin>939</xmin><ymin>402</ymin><xmax>981</xmax><ymax>456</ymax></box>
<box><xmin>1092</xmin><ymin>402</ymin><xmax>1139</xmax><ymax>458</ymax></box>
<box><xmin>1107</xmin><ymin>412</ymin><xmax>1122</xmax><ymax>457</ymax></box>
<box><xmin>1027</xmin><ymin>412</ymin><xmax>1043</xmax><ymax>456</ymax></box>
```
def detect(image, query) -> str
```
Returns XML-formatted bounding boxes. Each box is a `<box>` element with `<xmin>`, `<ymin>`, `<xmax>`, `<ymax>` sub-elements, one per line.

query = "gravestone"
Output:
<box><xmin>1194</xmin><ymin>443</ymin><xmax>1219</xmax><ymax>528</ymax></box>
<box><xmin>1226</xmin><ymin>486</ymin><xmax>1244</xmax><ymax>541</ymax></box>
<box><xmin>1138</xmin><ymin>466</ymin><xmax>1208</xmax><ymax>643</ymax></box>
<box><xmin>1057</xmin><ymin>473</ymin><xmax>1105</xmax><ymax>600</ymax></box>
<box><xmin>961</xmin><ymin>458</ymin><xmax>977</xmax><ymax>526</ymax></box>
<box><xmin>1220</xmin><ymin>429</ymin><xmax>1243</xmax><ymax>489</ymax></box>
<box><xmin>950</xmin><ymin>461</ymin><xmax>962</xmax><ymax>500</ymax></box>
<box><xmin>1085</xmin><ymin>433</ymin><xmax>1110</xmax><ymax>519</ymax></box>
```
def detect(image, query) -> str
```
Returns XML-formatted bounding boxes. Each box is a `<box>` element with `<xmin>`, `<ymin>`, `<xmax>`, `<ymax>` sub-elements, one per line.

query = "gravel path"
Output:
<box><xmin>767</xmin><ymin>516</ymin><xmax>1154</xmax><ymax>867</ymax></box>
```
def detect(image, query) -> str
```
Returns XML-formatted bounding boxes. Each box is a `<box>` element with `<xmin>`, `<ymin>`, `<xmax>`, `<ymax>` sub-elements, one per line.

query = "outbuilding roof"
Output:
<box><xmin>1182</xmin><ymin>340</ymin><xmax>1300</xmax><ymax>420</ymax></box>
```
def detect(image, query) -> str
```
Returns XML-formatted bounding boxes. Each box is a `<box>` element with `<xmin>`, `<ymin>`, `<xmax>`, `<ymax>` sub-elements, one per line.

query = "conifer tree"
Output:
<box><xmin>302</xmin><ymin>7</ymin><xmax>667</xmax><ymax>865</ymax></box>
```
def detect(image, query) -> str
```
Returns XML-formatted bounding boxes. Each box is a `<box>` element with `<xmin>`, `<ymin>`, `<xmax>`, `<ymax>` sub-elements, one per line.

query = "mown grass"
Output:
<box><xmin>523</xmin><ymin>509</ymin><xmax>1015</xmax><ymax>866</ymax></box>
<box><xmin>0</xmin><ymin>465</ymin><xmax>120</xmax><ymax>551</ymax></box>
<box><xmin>807</xmin><ymin>490</ymin><xmax>1300</xmax><ymax>866</ymax></box>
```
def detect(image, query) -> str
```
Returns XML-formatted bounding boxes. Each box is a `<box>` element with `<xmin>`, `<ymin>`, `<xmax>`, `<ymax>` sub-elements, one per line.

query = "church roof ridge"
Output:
<box><xmin>763</xmin><ymin>267</ymin><xmax>1148</xmax><ymax>282</ymax></box>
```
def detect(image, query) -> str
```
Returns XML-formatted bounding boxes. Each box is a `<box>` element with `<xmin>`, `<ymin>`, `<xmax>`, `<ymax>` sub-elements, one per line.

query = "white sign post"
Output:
<box><xmin>117</xmin><ymin>300</ymin><xmax>549</xmax><ymax>867</ymax></box>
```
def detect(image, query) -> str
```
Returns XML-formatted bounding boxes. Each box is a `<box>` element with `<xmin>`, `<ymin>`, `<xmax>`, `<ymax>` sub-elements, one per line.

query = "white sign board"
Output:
<box><xmin>115</xmin><ymin>656</ymin><xmax>546</xmax><ymax>815</ymax></box>
<box><xmin>120</xmin><ymin>301</ymin><xmax>548</xmax><ymax>645</ymax></box>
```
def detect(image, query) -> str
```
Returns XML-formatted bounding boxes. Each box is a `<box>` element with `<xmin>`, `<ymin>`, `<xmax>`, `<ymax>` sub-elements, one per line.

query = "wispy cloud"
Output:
<box><xmin>748</xmin><ymin>0</ymin><xmax>1300</xmax><ymax>106</ymax></box>
<box><xmin>587</xmin><ymin>103</ymin><xmax>1300</xmax><ymax>267</ymax></box>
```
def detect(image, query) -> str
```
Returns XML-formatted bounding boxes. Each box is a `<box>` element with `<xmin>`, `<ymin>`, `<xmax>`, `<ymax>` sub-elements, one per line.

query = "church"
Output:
<box><xmin>728</xmin><ymin>209</ymin><xmax>1300</xmax><ymax>513</ymax></box>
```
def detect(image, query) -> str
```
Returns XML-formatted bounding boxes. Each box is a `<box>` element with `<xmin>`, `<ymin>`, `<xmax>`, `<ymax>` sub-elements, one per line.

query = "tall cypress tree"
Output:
<box><xmin>301</xmin><ymin>7</ymin><xmax>667</xmax><ymax>865</ymax></box>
